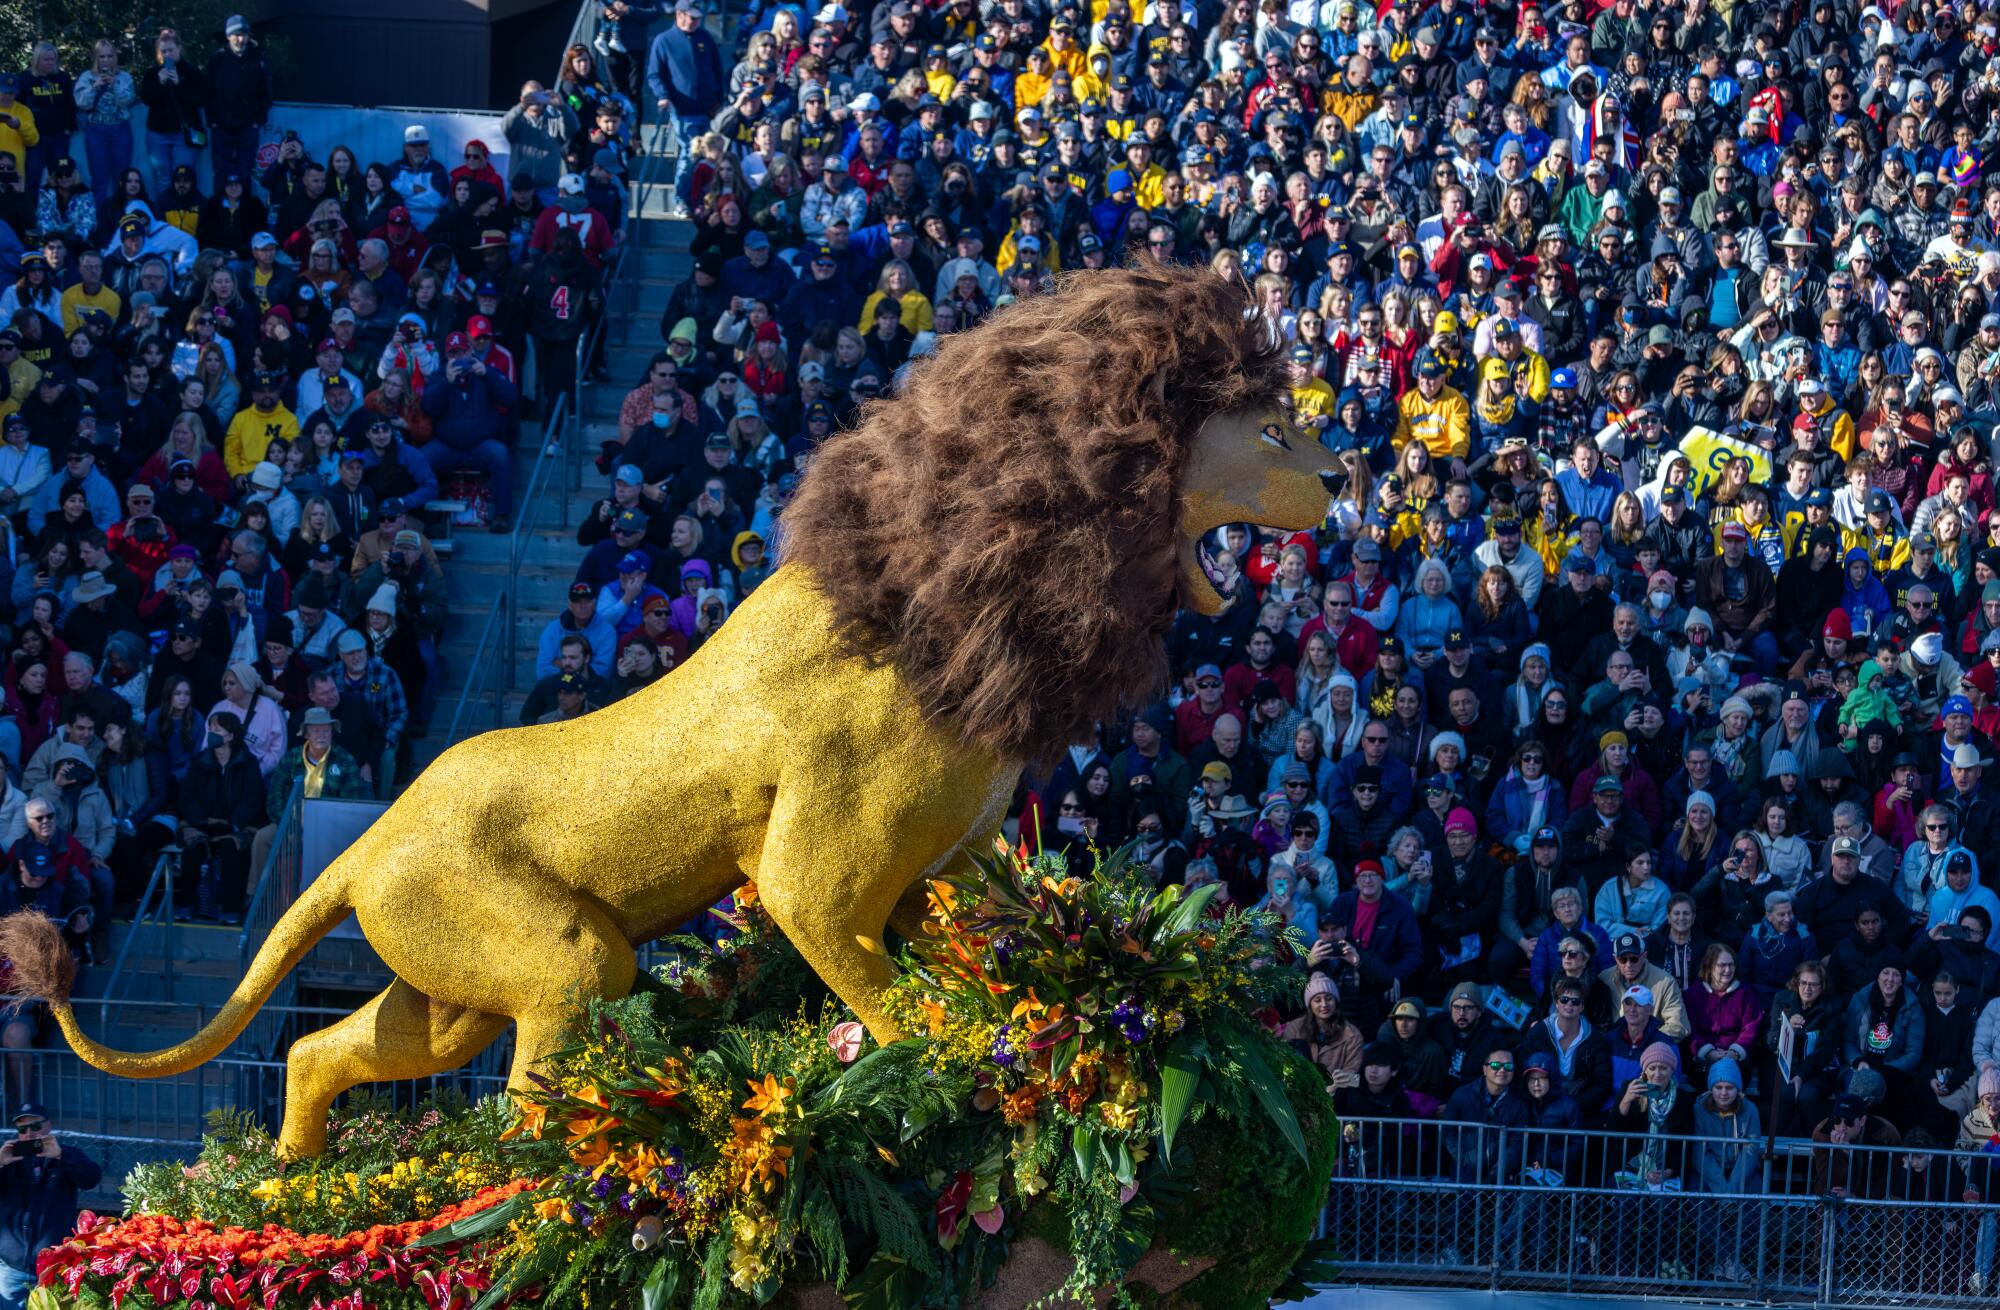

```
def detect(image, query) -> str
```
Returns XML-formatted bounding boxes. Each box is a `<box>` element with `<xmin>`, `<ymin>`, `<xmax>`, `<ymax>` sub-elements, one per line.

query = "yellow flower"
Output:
<box><xmin>249</xmin><ymin>1178</ymin><xmax>284</xmax><ymax>1206</ymax></box>
<box><xmin>1098</xmin><ymin>1101</ymin><xmax>1141</xmax><ymax>1131</ymax></box>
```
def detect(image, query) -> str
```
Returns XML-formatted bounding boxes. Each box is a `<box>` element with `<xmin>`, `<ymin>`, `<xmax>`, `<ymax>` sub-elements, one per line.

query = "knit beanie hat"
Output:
<box><xmin>1847</xmin><ymin>1065</ymin><xmax>1888</xmax><ymax>1107</ymax></box>
<box><xmin>1708</xmin><ymin>1057</ymin><xmax>1743</xmax><ymax>1090</ymax></box>
<box><xmin>1640</xmin><ymin>1041</ymin><xmax>1680</xmax><ymax>1074</ymax></box>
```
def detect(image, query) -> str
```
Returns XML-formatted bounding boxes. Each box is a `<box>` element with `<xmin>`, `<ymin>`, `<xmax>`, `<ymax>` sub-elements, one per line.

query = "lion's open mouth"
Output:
<box><xmin>1176</xmin><ymin>532</ymin><xmax>1228</xmax><ymax>617</ymax></box>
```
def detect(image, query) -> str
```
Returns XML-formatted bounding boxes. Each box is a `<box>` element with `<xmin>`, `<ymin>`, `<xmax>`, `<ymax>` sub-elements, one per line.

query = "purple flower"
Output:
<box><xmin>592</xmin><ymin>1175</ymin><xmax>615</xmax><ymax>1199</ymax></box>
<box><xmin>615</xmin><ymin>1193</ymin><xmax>635</xmax><ymax>1214</ymax></box>
<box><xmin>993</xmin><ymin>934</ymin><xmax>1022</xmax><ymax>966</ymax></box>
<box><xmin>991</xmin><ymin>1024</ymin><xmax>1019</xmax><ymax>1069</ymax></box>
<box><xmin>571</xmin><ymin>1202</ymin><xmax>593</xmax><ymax>1224</ymax></box>
<box><xmin>1112</xmin><ymin>997</ymin><xmax>1149</xmax><ymax>1043</ymax></box>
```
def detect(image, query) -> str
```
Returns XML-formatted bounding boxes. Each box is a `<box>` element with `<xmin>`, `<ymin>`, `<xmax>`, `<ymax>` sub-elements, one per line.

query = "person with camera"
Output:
<box><xmin>502</xmin><ymin>83</ymin><xmax>579</xmax><ymax>201</ymax></box>
<box><xmin>421</xmin><ymin>331</ymin><xmax>519</xmax><ymax>532</ymax></box>
<box><xmin>0</xmin><ymin>1104</ymin><xmax>99</xmax><ymax>1309</ymax></box>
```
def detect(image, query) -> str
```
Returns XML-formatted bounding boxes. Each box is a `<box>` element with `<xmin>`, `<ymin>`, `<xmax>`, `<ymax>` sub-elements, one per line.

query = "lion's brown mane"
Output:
<box><xmin>783</xmin><ymin>262</ymin><xmax>1287</xmax><ymax>762</ymax></box>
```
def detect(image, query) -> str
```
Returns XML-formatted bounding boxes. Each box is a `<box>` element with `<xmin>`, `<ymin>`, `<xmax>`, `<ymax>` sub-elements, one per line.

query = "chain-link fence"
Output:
<box><xmin>1325</xmin><ymin>1118</ymin><xmax>2000</xmax><ymax>1306</ymax></box>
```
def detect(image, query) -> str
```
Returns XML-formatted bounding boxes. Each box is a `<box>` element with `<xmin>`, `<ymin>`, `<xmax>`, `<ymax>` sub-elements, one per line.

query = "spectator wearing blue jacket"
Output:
<box><xmin>646</xmin><ymin>0</ymin><xmax>726</xmax><ymax>148</ymax></box>
<box><xmin>1394</xmin><ymin>556</ymin><xmax>1464</xmax><ymax>658</ymax></box>
<box><xmin>1528</xmin><ymin>885</ymin><xmax>1614</xmax><ymax>995</ymax></box>
<box><xmin>421</xmin><ymin>337</ymin><xmax>518</xmax><ymax>533</ymax></box>
<box><xmin>595</xmin><ymin>552</ymin><xmax>671</xmax><ymax>636</ymax></box>
<box><xmin>1326</xmin><ymin>860</ymin><xmax>1424</xmax><ymax>1031</ymax></box>
<box><xmin>29</xmin><ymin>442</ymin><xmax>120</xmax><ymax>536</ymax></box>
<box><xmin>1324</xmin><ymin>731</ymin><xmax>1416</xmax><ymax>817</ymax></box>
<box><xmin>537</xmin><ymin>581</ymin><xmax>619</xmax><ymax>679</ymax></box>
<box><xmin>1555</xmin><ymin>435</ymin><xmax>1621</xmax><ymax>524</ymax></box>
<box><xmin>0</xmin><ymin>1104</ymin><xmax>100</xmax><ymax>1308</ymax></box>
<box><xmin>358</xmin><ymin>417</ymin><xmax>438</xmax><ymax>512</ymax></box>
<box><xmin>1838</xmin><ymin>546</ymin><xmax>1891</xmax><ymax>638</ymax></box>
<box><xmin>718</xmin><ymin>230</ymin><xmax>795</xmax><ymax>307</ymax></box>
<box><xmin>1739</xmin><ymin>889</ymin><xmax>1818</xmax><ymax>1007</ymax></box>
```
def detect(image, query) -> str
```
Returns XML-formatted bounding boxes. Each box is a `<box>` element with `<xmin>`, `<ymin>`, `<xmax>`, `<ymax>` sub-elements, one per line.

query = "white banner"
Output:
<box><xmin>298</xmin><ymin>795</ymin><xmax>391</xmax><ymax>940</ymax></box>
<box><xmin>104</xmin><ymin>101</ymin><xmax>509</xmax><ymax>199</ymax></box>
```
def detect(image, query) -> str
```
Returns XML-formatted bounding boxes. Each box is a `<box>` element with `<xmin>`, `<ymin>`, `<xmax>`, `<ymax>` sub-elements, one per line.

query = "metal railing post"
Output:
<box><xmin>163</xmin><ymin>858</ymin><xmax>175</xmax><ymax>1002</ymax></box>
<box><xmin>1816</xmin><ymin>1199</ymin><xmax>1838</xmax><ymax>1305</ymax></box>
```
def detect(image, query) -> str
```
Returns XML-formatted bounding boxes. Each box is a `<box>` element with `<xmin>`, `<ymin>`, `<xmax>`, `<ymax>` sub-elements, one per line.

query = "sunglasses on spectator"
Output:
<box><xmin>1196</xmin><ymin>678</ymin><xmax>1221</xmax><ymax>689</ymax></box>
<box><xmin>1058</xmin><ymin>802</ymin><xmax>1084</xmax><ymax>814</ymax></box>
<box><xmin>1555</xmin><ymin>995</ymin><xmax>1583</xmax><ymax>1006</ymax></box>
<box><xmin>1559</xmin><ymin>948</ymin><xmax>1585</xmax><ymax>957</ymax></box>
<box><xmin>1487</xmin><ymin>1061</ymin><xmax>1514</xmax><ymax>1071</ymax></box>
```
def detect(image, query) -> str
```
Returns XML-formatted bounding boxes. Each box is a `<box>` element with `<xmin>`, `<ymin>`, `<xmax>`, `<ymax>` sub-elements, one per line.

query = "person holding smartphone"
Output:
<box><xmin>0</xmin><ymin>1104</ymin><xmax>100</xmax><ymax>1307</ymax></box>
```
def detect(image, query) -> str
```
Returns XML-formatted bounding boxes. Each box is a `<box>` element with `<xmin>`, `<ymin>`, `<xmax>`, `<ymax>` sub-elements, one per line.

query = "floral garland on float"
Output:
<box><xmin>33</xmin><ymin>841</ymin><xmax>1338</xmax><ymax>1310</ymax></box>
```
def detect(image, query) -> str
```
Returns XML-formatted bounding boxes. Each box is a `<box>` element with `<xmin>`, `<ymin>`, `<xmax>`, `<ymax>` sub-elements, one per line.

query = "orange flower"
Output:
<box><xmin>741</xmin><ymin>1074</ymin><xmax>795</xmax><ymax>1121</ymax></box>
<box><xmin>1000</xmin><ymin>1084</ymin><xmax>1044</xmax><ymax>1126</ymax></box>
<box><xmin>500</xmin><ymin>1098</ymin><xmax>548</xmax><ymax>1141</ymax></box>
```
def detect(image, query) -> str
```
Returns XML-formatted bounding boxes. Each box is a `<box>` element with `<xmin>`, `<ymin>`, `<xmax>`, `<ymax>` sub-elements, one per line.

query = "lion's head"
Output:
<box><xmin>784</xmin><ymin>263</ymin><xmax>1332</xmax><ymax>761</ymax></box>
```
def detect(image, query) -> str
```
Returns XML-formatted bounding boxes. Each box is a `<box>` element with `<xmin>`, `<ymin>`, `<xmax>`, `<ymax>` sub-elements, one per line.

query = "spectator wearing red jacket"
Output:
<box><xmin>529</xmin><ymin>175</ymin><xmax>615</xmax><ymax>268</ymax></box>
<box><xmin>1175</xmin><ymin>663</ymin><xmax>1235</xmax><ymax>753</ymax></box>
<box><xmin>369</xmin><ymin>206</ymin><xmax>432</xmax><ymax>285</ymax></box>
<box><xmin>450</xmin><ymin>139</ymin><xmax>505</xmax><ymax>193</ymax></box>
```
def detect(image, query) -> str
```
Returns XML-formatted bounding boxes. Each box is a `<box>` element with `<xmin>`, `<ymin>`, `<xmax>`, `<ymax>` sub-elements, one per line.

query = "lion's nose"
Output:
<box><xmin>1319</xmin><ymin>470</ymin><xmax>1344</xmax><ymax>495</ymax></box>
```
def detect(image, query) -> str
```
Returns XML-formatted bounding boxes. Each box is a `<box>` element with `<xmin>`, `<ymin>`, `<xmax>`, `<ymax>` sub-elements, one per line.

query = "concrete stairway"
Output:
<box><xmin>409</xmin><ymin>166</ymin><xmax>695</xmax><ymax>766</ymax></box>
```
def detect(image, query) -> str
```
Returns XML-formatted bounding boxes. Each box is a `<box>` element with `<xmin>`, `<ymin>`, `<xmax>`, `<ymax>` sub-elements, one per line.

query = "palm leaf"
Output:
<box><xmin>1222</xmin><ymin>1018</ymin><xmax>1309</xmax><ymax>1164</ymax></box>
<box><xmin>407</xmin><ymin>1192</ymin><xmax>530</xmax><ymax>1248</ymax></box>
<box><xmin>1157</xmin><ymin>1037</ymin><xmax>1200</xmax><ymax>1164</ymax></box>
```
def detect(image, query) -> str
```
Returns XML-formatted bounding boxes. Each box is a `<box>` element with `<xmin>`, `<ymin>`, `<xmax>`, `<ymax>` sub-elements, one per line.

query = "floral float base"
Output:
<box><xmin>32</xmin><ymin>845</ymin><xmax>1335</xmax><ymax>1310</ymax></box>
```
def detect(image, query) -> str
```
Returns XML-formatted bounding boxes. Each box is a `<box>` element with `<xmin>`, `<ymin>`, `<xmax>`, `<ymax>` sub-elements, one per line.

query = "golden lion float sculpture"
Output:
<box><xmin>2</xmin><ymin>264</ymin><xmax>1333</xmax><ymax>1156</ymax></box>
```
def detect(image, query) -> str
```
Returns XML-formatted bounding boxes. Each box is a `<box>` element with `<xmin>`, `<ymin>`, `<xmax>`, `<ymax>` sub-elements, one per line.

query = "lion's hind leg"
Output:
<box><xmin>278</xmin><ymin>978</ymin><xmax>508</xmax><ymax>1158</ymax></box>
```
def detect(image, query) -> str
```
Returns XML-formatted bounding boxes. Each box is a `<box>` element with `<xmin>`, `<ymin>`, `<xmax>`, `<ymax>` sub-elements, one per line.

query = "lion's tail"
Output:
<box><xmin>2</xmin><ymin>859</ymin><xmax>355</xmax><ymax>1078</ymax></box>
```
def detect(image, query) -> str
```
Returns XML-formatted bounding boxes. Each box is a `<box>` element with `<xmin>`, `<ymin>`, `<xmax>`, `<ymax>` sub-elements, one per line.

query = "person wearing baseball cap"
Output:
<box><xmin>460</xmin><ymin>313</ymin><xmax>519</xmax><ymax>383</ymax></box>
<box><xmin>1176</xmin><ymin>662</ymin><xmax>1234</xmax><ymax>751</ymax></box>
<box><xmin>1694</xmin><ymin>509</ymin><xmax>1779</xmax><ymax>675</ymax></box>
<box><xmin>0</xmin><ymin>1097</ymin><xmax>98</xmax><ymax>1290</ymax></box>
<box><xmin>224</xmin><ymin>370</ymin><xmax>301</xmax><ymax>482</ymax></box>
<box><xmin>423</xmin><ymin>327</ymin><xmax>518</xmax><ymax>533</ymax></box>
<box><xmin>1599</xmin><ymin>926</ymin><xmax>1691</xmax><ymax>1042</ymax></box>
<box><xmin>537</xmin><ymin>578</ymin><xmax>618</xmax><ymax>680</ymax></box>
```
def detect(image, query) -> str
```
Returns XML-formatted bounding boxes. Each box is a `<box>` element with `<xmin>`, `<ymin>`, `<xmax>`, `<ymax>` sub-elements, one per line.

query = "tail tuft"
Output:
<box><xmin>0</xmin><ymin>912</ymin><xmax>73</xmax><ymax>1006</ymax></box>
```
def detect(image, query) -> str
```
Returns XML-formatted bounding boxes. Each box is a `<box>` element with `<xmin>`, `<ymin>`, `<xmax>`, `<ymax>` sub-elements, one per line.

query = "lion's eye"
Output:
<box><xmin>1261</xmin><ymin>426</ymin><xmax>1293</xmax><ymax>452</ymax></box>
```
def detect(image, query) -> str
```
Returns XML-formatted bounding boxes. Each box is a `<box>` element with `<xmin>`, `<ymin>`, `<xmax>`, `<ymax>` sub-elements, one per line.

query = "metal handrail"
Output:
<box><xmin>235</xmin><ymin>783</ymin><xmax>304</xmax><ymax>968</ymax></box>
<box><xmin>487</xmin><ymin>3</ymin><xmax>660</xmax><ymax>702</ymax></box>
<box><xmin>100</xmin><ymin>851</ymin><xmax>176</xmax><ymax>1005</ymax></box>
<box><xmin>444</xmin><ymin>590</ymin><xmax>510</xmax><ymax>745</ymax></box>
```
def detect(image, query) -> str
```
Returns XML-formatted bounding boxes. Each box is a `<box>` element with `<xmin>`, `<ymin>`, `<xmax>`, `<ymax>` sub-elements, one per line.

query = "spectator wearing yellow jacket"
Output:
<box><xmin>1013</xmin><ymin>48</ymin><xmax>1054</xmax><ymax>109</ymax></box>
<box><xmin>0</xmin><ymin>77</ymin><xmax>39</xmax><ymax>175</ymax></box>
<box><xmin>1074</xmin><ymin>45</ymin><xmax>1113</xmax><ymax>104</ymax></box>
<box><xmin>1040</xmin><ymin>20</ymin><xmax>1089</xmax><ymax>80</ymax></box>
<box><xmin>1396</xmin><ymin>353</ymin><xmax>1471</xmax><ymax>467</ymax></box>
<box><xmin>1290</xmin><ymin>343</ymin><xmax>1336</xmax><ymax>431</ymax></box>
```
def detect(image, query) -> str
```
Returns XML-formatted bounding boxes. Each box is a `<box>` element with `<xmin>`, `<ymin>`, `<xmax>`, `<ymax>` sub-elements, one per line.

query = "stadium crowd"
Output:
<box><xmin>0</xmin><ymin>12</ymin><xmax>630</xmax><ymax>985</ymax></box>
<box><xmin>572</xmin><ymin>0</ymin><xmax>2000</xmax><ymax>1288</ymax></box>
